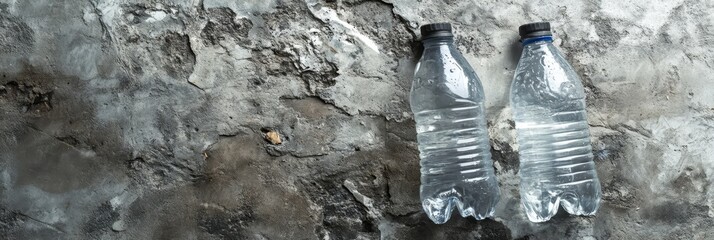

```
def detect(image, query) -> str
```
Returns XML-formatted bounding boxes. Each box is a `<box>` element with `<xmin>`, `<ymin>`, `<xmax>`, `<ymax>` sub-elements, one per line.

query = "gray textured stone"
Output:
<box><xmin>1</xmin><ymin>0</ymin><xmax>713</xmax><ymax>239</ymax></box>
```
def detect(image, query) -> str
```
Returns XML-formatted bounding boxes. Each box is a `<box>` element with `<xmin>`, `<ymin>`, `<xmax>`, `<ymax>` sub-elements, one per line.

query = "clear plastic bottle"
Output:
<box><xmin>410</xmin><ymin>23</ymin><xmax>500</xmax><ymax>224</ymax></box>
<box><xmin>510</xmin><ymin>22</ymin><xmax>601</xmax><ymax>222</ymax></box>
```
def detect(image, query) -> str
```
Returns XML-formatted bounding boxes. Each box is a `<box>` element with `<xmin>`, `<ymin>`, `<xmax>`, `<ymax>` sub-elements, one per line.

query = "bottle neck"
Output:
<box><xmin>422</xmin><ymin>36</ymin><xmax>455</xmax><ymax>48</ymax></box>
<box><xmin>521</xmin><ymin>35</ymin><xmax>553</xmax><ymax>46</ymax></box>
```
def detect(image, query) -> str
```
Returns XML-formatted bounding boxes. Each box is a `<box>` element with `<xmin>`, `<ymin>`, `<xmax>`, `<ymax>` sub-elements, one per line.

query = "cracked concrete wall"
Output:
<box><xmin>0</xmin><ymin>0</ymin><xmax>713</xmax><ymax>239</ymax></box>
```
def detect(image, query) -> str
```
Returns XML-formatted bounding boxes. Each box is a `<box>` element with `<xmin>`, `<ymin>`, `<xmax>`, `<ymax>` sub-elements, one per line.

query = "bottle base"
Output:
<box><xmin>422</xmin><ymin>192</ymin><xmax>499</xmax><ymax>224</ymax></box>
<box><xmin>520</xmin><ymin>182</ymin><xmax>601</xmax><ymax>222</ymax></box>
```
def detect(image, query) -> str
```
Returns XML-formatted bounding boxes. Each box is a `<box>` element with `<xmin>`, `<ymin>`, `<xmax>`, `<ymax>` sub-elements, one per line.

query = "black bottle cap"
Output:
<box><xmin>519</xmin><ymin>22</ymin><xmax>552</xmax><ymax>39</ymax></box>
<box><xmin>420</xmin><ymin>23</ymin><xmax>453</xmax><ymax>39</ymax></box>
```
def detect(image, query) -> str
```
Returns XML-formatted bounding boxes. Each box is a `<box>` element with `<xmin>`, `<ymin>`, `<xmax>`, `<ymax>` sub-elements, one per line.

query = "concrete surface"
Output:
<box><xmin>1</xmin><ymin>0</ymin><xmax>713</xmax><ymax>239</ymax></box>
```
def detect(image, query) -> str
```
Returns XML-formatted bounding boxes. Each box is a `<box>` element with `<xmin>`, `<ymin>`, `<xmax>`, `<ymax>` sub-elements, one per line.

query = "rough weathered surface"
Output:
<box><xmin>1</xmin><ymin>0</ymin><xmax>713</xmax><ymax>239</ymax></box>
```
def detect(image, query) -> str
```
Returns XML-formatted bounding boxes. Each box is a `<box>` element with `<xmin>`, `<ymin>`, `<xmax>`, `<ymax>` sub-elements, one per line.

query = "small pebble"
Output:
<box><xmin>265</xmin><ymin>131</ymin><xmax>282</xmax><ymax>145</ymax></box>
<box><xmin>112</xmin><ymin>220</ymin><xmax>127</xmax><ymax>232</ymax></box>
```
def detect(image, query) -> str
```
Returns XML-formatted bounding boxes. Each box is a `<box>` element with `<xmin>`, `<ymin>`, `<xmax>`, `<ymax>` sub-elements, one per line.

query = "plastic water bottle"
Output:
<box><xmin>510</xmin><ymin>22</ymin><xmax>602</xmax><ymax>222</ymax></box>
<box><xmin>410</xmin><ymin>23</ymin><xmax>500</xmax><ymax>224</ymax></box>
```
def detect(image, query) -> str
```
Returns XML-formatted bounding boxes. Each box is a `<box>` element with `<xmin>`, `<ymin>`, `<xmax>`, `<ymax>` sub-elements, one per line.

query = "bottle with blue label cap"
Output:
<box><xmin>510</xmin><ymin>22</ymin><xmax>602</xmax><ymax>222</ymax></box>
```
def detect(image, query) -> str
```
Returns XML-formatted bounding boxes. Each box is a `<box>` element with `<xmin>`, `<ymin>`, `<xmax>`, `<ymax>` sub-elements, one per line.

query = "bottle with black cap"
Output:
<box><xmin>410</xmin><ymin>23</ymin><xmax>500</xmax><ymax>224</ymax></box>
<box><xmin>510</xmin><ymin>22</ymin><xmax>602</xmax><ymax>222</ymax></box>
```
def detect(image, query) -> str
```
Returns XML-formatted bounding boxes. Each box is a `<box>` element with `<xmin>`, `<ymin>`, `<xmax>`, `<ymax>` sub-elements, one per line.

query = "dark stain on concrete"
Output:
<box><xmin>198</xmin><ymin>206</ymin><xmax>254</xmax><ymax>240</ymax></box>
<box><xmin>642</xmin><ymin>201</ymin><xmax>709</xmax><ymax>224</ymax></box>
<box><xmin>121</xmin><ymin>187</ymin><xmax>201</xmax><ymax>239</ymax></box>
<box><xmin>2</xmin><ymin>63</ymin><xmax>129</xmax><ymax>157</ymax></box>
<box><xmin>386</xmin><ymin>119</ymin><xmax>417</xmax><ymax>142</ymax></box>
<box><xmin>196</xmin><ymin>133</ymin><xmax>320</xmax><ymax>239</ymax></box>
<box><xmin>82</xmin><ymin>202</ymin><xmax>119</xmax><ymax>236</ymax></box>
<box><xmin>13</xmin><ymin>126</ymin><xmax>105</xmax><ymax>193</ymax></box>
<box><xmin>383</xmin><ymin>128</ymin><xmax>421</xmax><ymax>216</ymax></box>
<box><xmin>0</xmin><ymin>65</ymin><xmax>112</xmax><ymax>193</ymax></box>
<box><xmin>392</xmin><ymin>217</ymin><xmax>512</xmax><ymax>240</ymax></box>
<box><xmin>161</xmin><ymin>32</ymin><xmax>196</xmax><ymax>80</ymax></box>
<box><xmin>200</xmin><ymin>7</ymin><xmax>253</xmax><ymax>46</ymax></box>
